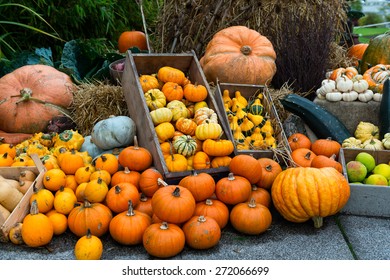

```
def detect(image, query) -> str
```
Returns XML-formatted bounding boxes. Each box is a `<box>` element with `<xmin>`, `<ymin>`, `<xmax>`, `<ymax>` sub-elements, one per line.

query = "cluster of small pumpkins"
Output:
<box><xmin>222</xmin><ymin>89</ymin><xmax>277</xmax><ymax>150</ymax></box>
<box><xmin>139</xmin><ymin>65</ymin><xmax>235</xmax><ymax>172</ymax></box>
<box><xmin>316</xmin><ymin>65</ymin><xmax>386</xmax><ymax>103</ymax></box>
<box><xmin>6</xmin><ymin>142</ymin><xmax>283</xmax><ymax>259</ymax></box>
<box><xmin>287</xmin><ymin>133</ymin><xmax>343</xmax><ymax>173</ymax></box>
<box><xmin>342</xmin><ymin>121</ymin><xmax>390</xmax><ymax>150</ymax></box>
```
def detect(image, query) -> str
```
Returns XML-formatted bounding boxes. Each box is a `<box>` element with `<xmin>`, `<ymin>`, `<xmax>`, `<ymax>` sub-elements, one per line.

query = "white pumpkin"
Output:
<box><xmin>358</xmin><ymin>90</ymin><xmax>374</xmax><ymax>103</ymax></box>
<box><xmin>91</xmin><ymin>115</ymin><xmax>136</xmax><ymax>150</ymax></box>
<box><xmin>362</xmin><ymin>138</ymin><xmax>384</xmax><ymax>150</ymax></box>
<box><xmin>342</xmin><ymin>90</ymin><xmax>358</xmax><ymax>102</ymax></box>
<box><xmin>336</xmin><ymin>76</ymin><xmax>353</xmax><ymax>93</ymax></box>
<box><xmin>353</xmin><ymin>79</ymin><xmax>369</xmax><ymax>93</ymax></box>
<box><xmin>373</xmin><ymin>93</ymin><xmax>383</xmax><ymax>102</ymax></box>
<box><xmin>325</xmin><ymin>91</ymin><xmax>342</xmax><ymax>102</ymax></box>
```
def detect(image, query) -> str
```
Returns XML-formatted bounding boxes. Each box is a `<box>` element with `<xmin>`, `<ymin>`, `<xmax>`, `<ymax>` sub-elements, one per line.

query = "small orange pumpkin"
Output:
<box><xmin>291</xmin><ymin>148</ymin><xmax>316</xmax><ymax>167</ymax></box>
<box><xmin>182</xmin><ymin>215</ymin><xmax>221</xmax><ymax>249</ymax></box>
<box><xmin>118</xmin><ymin>30</ymin><xmax>147</xmax><ymax>53</ymax></box>
<box><xmin>139</xmin><ymin>168</ymin><xmax>164</xmax><ymax>197</ymax></box>
<box><xmin>215</xmin><ymin>173</ymin><xmax>251</xmax><ymax>205</ymax></box>
<box><xmin>118</xmin><ymin>136</ymin><xmax>153</xmax><ymax>172</ymax></box>
<box><xmin>229</xmin><ymin>154</ymin><xmax>262</xmax><ymax>184</ymax></box>
<box><xmin>287</xmin><ymin>133</ymin><xmax>312</xmax><ymax>151</ymax></box>
<box><xmin>105</xmin><ymin>182</ymin><xmax>140</xmax><ymax>213</ymax></box>
<box><xmin>256</xmin><ymin>157</ymin><xmax>283</xmax><ymax>189</ymax></box>
<box><xmin>194</xmin><ymin>198</ymin><xmax>229</xmax><ymax>229</ymax></box>
<box><xmin>183</xmin><ymin>83</ymin><xmax>208</xmax><ymax>102</ymax></box>
<box><xmin>311</xmin><ymin>137</ymin><xmax>341</xmax><ymax>159</ymax></box>
<box><xmin>178</xmin><ymin>170</ymin><xmax>216</xmax><ymax>202</ymax></box>
<box><xmin>161</xmin><ymin>82</ymin><xmax>184</xmax><ymax>101</ymax></box>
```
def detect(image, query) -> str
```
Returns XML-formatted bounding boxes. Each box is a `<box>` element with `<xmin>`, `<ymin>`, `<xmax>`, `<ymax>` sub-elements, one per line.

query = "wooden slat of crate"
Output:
<box><xmin>338</xmin><ymin>148</ymin><xmax>390</xmax><ymax>217</ymax></box>
<box><xmin>214</xmin><ymin>82</ymin><xmax>291</xmax><ymax>164</ymax></box>
<box><xmin>121</xmin><ymin>51</ymin><xmax>230</xmax><ymax>184</ymax></box>
<box><xmin>0</xmin><ymin>166</ymin><xmax>44</xmax><ymax>242</ymax></box>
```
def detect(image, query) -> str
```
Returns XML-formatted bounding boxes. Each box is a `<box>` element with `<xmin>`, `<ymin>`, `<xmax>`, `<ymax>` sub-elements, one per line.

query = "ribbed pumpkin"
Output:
<box><xmin>347</xmin><ymin>43</ymin><xmax>368</xmax><ymax>67</ymax></box>
<box><xmin>0</xmin><ymin>65</ymin><xmax>75</xmax><ymax>134</ymax></box>
<box><xmin>200</xmin><ymin>26</ymin><xmax>276</xmax><ymax>85</ymax></box>
<box><xmin>360</xmin><ymin>32</ymin><xmax>390</xmax><ymax>73</ymax></box>
<box><xmin>271</xmin><ymin>167</ymin><xmax>350</xmax><ymax>228</ymax></box>
<box><xmin>178</xmin><ymin>170</ymin><xmax>216</xmax><ymax>202</ymax></box>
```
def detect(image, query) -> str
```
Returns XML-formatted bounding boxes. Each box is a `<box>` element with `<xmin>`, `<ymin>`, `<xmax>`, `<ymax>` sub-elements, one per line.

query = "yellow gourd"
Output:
<box><xmin>250</xmin><ymin>127</ymin><xmax>264</xmax><ymax>142</ymax></box>
<box><xmin>230</xmin><ymin>98</ymin><xmax>246</xmax><ymax>113</ymax></box>
<box><xmin>264</xmin><ymin>133</ymin><xmax>277</xmax><ymax>148</ymax></box>
<box><xmin>233</xmin><ymin>127</ymin><xmax>246</xmax><ymax>144</ymax></box>
<box><xmin>234</xmin><ymin>91</ymin><xmax>248</xmax><ymax>107</ymax></box>
<box><xmin>247</xmin><ymin>113</ymin><xmax>266</xmax><ymax>128</ymax></box>
<box><xmin>229</xmin><ymin>116</ymin><xmax>239</xmax><ymax>131</ymax></box>
<box><xmin>249</xmin><ymin>98</ymin><xmax>264</xmax><ymax>115</ymax></box>
<box><xmin>239</xmin><ymin>117</ymin><xmax>255</xmax><ymax>137</ymax></box>
<box><xmin>235</xmin><ymin>107</ymin><xmax>247</xmax><ymax>124</ymax></box>
<box><xmin>222</xmin><ymin>89</ymin><xmax>232</xmax><ymax>109</ymax></box>
<box><xmin>260</xmin><ymin>120</ymin><xmax>274</xmax><ymax>136</ymax></box>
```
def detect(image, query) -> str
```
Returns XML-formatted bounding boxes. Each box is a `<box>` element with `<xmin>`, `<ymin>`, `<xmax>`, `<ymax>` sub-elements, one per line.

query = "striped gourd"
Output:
<box><xmin>173</xmin><ymin>135</ymin><xmax>197</xmax><ymax>157</ymax></box>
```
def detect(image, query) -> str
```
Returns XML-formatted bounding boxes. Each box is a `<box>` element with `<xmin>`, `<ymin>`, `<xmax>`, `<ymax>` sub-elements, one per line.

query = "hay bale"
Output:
<box><xmin>70</xmin><ymin>81</ymin><xmax>128</xmax><ymax>135</ymax></box>
<box><xmin>151</xmin><ymin>0</ymin><xmax>350</xmax><ymax>93</ymax></box>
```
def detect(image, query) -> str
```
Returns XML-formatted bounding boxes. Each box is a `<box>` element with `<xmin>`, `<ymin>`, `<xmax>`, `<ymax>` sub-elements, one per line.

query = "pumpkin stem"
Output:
<box><xmin>248</xmin><ymin>197</ymin><xmax>257</xmax><ymax>208</ymax></box>
<box><xmin>115</xmin><ymin>185</ymin><xmax>122</xmax><ymax>194</ymax></box>
<box><xmin>265</xmin><ymin>164</ymin><xmax>273</xmax><ymax>172</ymax></box>
<box><xmin>157</xmin><ymin>178</ymin><xmax>168</xmax><ymax>187</ymax></box>
<box><xmin>197</xmin><ymin>215</ymin><xmax>206</xmax><ymax>223</ymax></box>
<box><xmin>304</xmin><ymin>151</ymin><xmax>312</xmax><ymax>160</ymax></box>
<box><xmin>86</xmin><ymin>228</ymin><xmax>92</xmax><ymax>239</ymax></box>
<box><xmin>160</xmin><ymin>221</ymin><xmax>169</xmax><ymax>230</ymax></box>
<box><xmin>312</xmin><ymin>216</ymin><xmax>323</xmax><ymax>228</ymax></box>
<box><xmin>126</xmin><ymin>200</ymin><xmax>135</xmax><ymax>217</ymax></box>
<box><xmin>172</xmin><ymin>186</ymin><xmax>181</xmax><ymax>197</ymax></box>
<box><xmin>29</xmin><ymin>199</ymin><xmax>40</xmax><ymax>215</ymax></box>
<box><xmin>205</xmin><ymin>198</ymin><xmax>213</xmax><ymax>206</ymax></box>
<box><xmin>240</xmin><ymin>45</ymin><xmax>252</xmax><ymax>56</ymax></box>
<box><xmin>227</xmin><ymin>172</ymin><xmax>235</xmax><ymax>181</ymax></box>
<box><xmin>133</xmin><ymin>136</ymin><xmax>139</xmax><ymax>150</ymax></box>
<box><xmin>140</xmin><ymin>192</ymin><xmax>148</xmax><ymax>202</ymax></box>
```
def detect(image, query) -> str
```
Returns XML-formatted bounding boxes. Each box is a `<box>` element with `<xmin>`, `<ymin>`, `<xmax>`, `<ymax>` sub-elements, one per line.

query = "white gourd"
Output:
<box><xmin>336</xmin><ymin>76</ymin><xmax>353</xmax><ymax>92</ymax></box>
<box><xmin>373</xmin><ymin>93</ymin><xmax>382</xmax><ymax>102</ymax></box>
<box><xmin>353</xmin><ymin>79</ymin><xmax>369</xmax><ymax>93</ymax></box>
<box><xmin>325</xmin><ymin>91</ymin><xmax>342</xmax><ymax>102</ymax></box>
<box><xmin>358</xmin><ymin>90</ymin><xmax>374</xmax><ymax>103</ymax></box>
<box><xmin>342</xmin><ymin>91</ymin><xmax>358</xmax><ymax>102</ymax></box>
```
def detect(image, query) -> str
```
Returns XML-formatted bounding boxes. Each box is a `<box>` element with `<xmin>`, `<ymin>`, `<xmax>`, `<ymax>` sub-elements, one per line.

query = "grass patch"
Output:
<box><xmin>355</xmin><ymin>27</ymin><xmax>389</xmax><ymax>43</ymax></box>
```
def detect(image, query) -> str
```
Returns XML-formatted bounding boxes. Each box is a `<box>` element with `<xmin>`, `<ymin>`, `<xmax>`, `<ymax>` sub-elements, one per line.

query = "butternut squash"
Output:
<box><xmin>0</xmin><ymin>180</ymin><xmax>24</xmax><ymax>212</ymax></box>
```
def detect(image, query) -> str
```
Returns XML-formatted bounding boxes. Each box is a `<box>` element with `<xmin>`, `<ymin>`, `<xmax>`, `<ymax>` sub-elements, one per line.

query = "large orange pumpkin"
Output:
<box><xmin>271</xmin><ymin>167</ymin><xmax>350</xmax><ymax>228</ymax></box>
<box><xmin>347</xmin><ymin>43</ymin><xmax>368</xmax><ymax>67</ymax></box>
<box><xmin>0</xmin><ymin>65</ymin><xmax>75</xmax><ymax>134</ymax></box>
<box><xmin>200</xmin><ymin>26</ymin><xmax>276</xmax><ymax>85</ymax></box>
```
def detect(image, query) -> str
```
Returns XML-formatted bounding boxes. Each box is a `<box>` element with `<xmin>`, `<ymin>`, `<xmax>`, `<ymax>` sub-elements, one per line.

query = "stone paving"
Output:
<box><xmin>1</xmin><ymin>211</ymin><xmax>388</xmax><ymax>260</ymax></box>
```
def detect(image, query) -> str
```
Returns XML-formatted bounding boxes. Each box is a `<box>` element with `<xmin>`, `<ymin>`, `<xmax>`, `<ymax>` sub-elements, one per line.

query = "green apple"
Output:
<box><xmin>346</xmin><ymin>160</ymin><xmax>367</xmax><ymax>182</ymax></box>
<box><xmin>365</xmin><ymin>174</ymin><xmax>389</xmax><ymax>186</ymax></box>
<box><xmin>372</xmin><ymin>163</ymin><xmax>390</xmax><ymax>180</ymax></box>
<box><xmin>355</xmin><ymin>152</ymin><xmax>376</xmax><ymax>173</ymax></box>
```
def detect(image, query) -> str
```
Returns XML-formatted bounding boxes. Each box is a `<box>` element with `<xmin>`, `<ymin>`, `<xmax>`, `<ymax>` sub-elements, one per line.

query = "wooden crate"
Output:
<box><xmin>0</xmin><ymin>156</ymin><xmax>45</xmax><ymax>242</ymax></box>
<box><xmin>339</xmin><ymin>148</ymin><xmax>390</xmax><ymax>217</ymax></box>
<box><xmin>214</xmin><ymin>82</ymin><xmax>292</xmax><ymax>165</ymax></box>
<box><xmin>121</xmin><ymin>51</ymin><xmax>231</xmax><ymax>184</ymax></box>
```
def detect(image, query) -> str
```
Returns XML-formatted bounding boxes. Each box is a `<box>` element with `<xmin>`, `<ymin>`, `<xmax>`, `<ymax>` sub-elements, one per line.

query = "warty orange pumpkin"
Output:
<box><xmin>0</xmin><ymin>64</ymin><xmax>75</xmax><ymax>134</ymax></box>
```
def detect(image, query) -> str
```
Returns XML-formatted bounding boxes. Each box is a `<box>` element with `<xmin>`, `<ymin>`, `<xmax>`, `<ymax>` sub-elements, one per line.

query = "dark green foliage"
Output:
<box><xmin>0</xmin><ymin>0</ymin><xmax>161</xmax><ymax>61</ymax></box>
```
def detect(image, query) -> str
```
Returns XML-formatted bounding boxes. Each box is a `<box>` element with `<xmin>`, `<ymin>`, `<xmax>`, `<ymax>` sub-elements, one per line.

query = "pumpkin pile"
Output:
<box><xmin>316</xmin><ymin>66</ymin><xmax>384</xmax><ymax>103</ymax></box>
<box><xmin>288</xmin><ymin>133</ymin><xmax>342</xmax><ymax>172</ymax></box>
<box><xmin>222</xmin><ymin>88</ymin><xmax>277</xmax><ymax>150</ymax></box>
<box><xmin>139</xmin><ymin>65</ymin><xmax>235</xmax><ymax>172</ymax></box>
<box><xmin>7</xmin><ymin>146</ymin><xmax>283</xmax><ymax>259</ymax></box>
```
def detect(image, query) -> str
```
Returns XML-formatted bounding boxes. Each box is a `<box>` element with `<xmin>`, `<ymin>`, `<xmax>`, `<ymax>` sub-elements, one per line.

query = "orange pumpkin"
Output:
<box><xmin>138</xmin><ymin>168</ymin><xmax>164</xmax><ymax>197</ymax></box>
<box><xmin>247</xmin><ymin>185</ymin><xmax>271</xmax><ymax>208</ymax></box>
<box><xmin>105</xmin><ymin>182</ymin><xmax>140</xmax><ymax>213</ymax></box>
<box><xmin>161</xmin><ymin>82</ymin><xmax>184</xmax><ymax>101</ymax></box>
<box><xmin>215</xmin><ymin>173</ymin><xmax>251</xmax><ymax>205</ymax></box>
<box><xmin>67</xmin><ymin>200</ymin><xmax>113</xmax><ymax>237</ymax></box>
<box><xmin>256</xmin><ymin>157</ymin><xmax>283</xmax><ymax>189</ymax></box>
<box><xmin>310</xmin><ymin>154</ymin><xmax>343</xmax><ymax>173</ymax></box>
<box><xmin>271</xmin><ymin>167</ymin><xmax>350</xmax><ymax>228</ymax></box>
<box><xmin>194</xmin><ymin>199</ymin><xmax>229</xmax><ymax>229</ymax></box>
<box><xmin>291</xmin><ymin>148</ymin><xmax>316</xmax><ymax>167</ymax></box>
<box><xmin>347</xmin><ymin>43</ymin><xmax>368</xmax><ymax>67</ymax></box>
<box><xmin>183</xmin><ymin>83</ymin><xmax>208</xmax><ymax>102</ymax></box>
<box><xmin>110</xmin><ymin>167</ymin><xmax>141</xmax><ymax>189</ymax></box>
<box><xmin>182</xmin><ymin>215</ymin><xmax>221</xmax><ymax>249</ymax></box>
<box><xmin>109</xmin><ymin>200</ymin><xmax>152</xmax><ymax>245</ymax></box>
<box><xmin>118</xmin><ymin>30</ymin><xmax>147</xmax><ymax>53</ymax></box>
<box><xmin>229</xmin><ymin>154</ymin><xmax>262</xmax><ymax>184</ymax></box>
<box><xmin>230</xmin><ymin>198</ymin><xmax>272</xmax><ymax>235</ymax></box>
<box><xmin>118</xmin><ymin>137</ymin><xmax>153</xmax><ymax>172</ymax></box>
<box><xmin>151</xmin><ymin>183</ymin><xmax>196</xmax><ymax>224</ymax></box>
<box><xmin>142</xmin><ymin>222</ymin><xmax>185</xmax><ymax>258</ymax></box>
<box><xmin>200</xmin><ymin>26</ymin><xmax>276</xmax><ymax>85</ymax></box>
<box><xmin>0</xmin><ymin>65</ymin><xmax>74</xmax><ymax>134</ymax></box>
<box><xmin>287</xmin><ymin>133</ymin><xmax>312</xmax><ymax>151</ymax></box>
<box><xmin>178</xmin><ymin>170</ymin><xmax>216</xmax><ymax>202</ymax></box>
<box><xmin>311</xmin><ymin>137</ymin><xmax>341</xmax><ymax>159</ymax></box>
